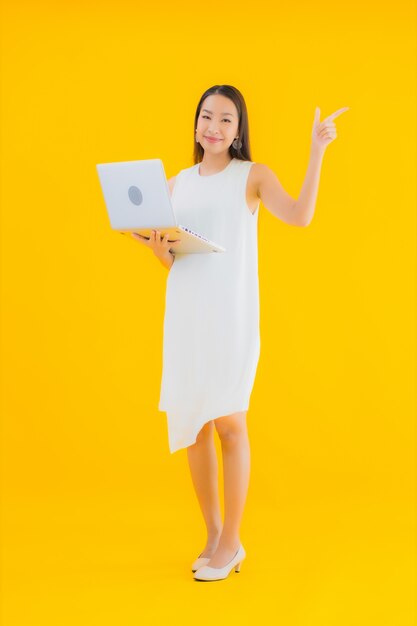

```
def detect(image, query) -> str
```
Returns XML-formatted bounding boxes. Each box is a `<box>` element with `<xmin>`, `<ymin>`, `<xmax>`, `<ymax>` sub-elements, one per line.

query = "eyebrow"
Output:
<box><xmin>202</xmin><ymin>108</ymin><xmax>234</xmax><ymax>117</ymax></box>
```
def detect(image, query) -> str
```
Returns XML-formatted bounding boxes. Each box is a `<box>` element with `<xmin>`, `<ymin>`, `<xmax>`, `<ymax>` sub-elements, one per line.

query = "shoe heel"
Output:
<box><xmin>235</xmin><ymin>561</ymin><xmax>242</xmax><ymax>573</ymax></box>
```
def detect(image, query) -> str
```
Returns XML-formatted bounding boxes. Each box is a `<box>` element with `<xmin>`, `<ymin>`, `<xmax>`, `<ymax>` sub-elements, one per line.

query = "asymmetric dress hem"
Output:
<box><xmin>164</xmin><ymin>404</ymin><xmax>250</xmax><ymax>454</ymax></box>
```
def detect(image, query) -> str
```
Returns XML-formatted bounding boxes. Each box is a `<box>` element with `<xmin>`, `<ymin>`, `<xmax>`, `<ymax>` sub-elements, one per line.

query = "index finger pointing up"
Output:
<box><xmin>325</xmin><ymin>107</ymin><xmax>350</xmax><ymax>121</ymax></box>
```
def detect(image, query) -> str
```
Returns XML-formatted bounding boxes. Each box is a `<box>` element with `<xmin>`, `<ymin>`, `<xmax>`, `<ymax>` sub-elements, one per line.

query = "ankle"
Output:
<box><xmin>218</xmin><ymin>533</ymin><xmax>241</xmax><ymax>549</ymax></box>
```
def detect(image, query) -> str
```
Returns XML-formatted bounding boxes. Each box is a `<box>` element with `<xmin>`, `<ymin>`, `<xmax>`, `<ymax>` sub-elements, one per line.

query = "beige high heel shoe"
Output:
<box><xmin>193</xmin><ymin>544</ymin><xmax>246</xmax><ymax>581</ymax></box>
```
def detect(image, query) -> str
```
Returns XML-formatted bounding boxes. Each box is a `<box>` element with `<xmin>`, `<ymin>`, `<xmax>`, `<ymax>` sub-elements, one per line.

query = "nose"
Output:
<box><xmin>207</xmin><ymin>122</ymin><xmax>221</xmax><ymax>134</ymax></box>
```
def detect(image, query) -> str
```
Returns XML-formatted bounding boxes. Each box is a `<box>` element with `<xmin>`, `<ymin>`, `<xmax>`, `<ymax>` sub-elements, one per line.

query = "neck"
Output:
<box><xmin>199</xmin><ymin>153</ymin><xmax>233</xmax><ymax>174</ymax></box>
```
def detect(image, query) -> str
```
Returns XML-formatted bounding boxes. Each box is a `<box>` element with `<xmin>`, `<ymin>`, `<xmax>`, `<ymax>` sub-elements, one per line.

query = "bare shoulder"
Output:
<box><xmin>247</xmin><ymin>162</ymin><xmax>270</xmax><ymax>198</ymax></box>
<box><xmin>247</xmin><ymin>163</ymin><xmax>271</xmax><ymax>198</ymax></box>
<box><xmin>244</xmin><ymin>162</ymin><xmax>265</xmax><ymax>214</ymax></box>
<box><xmin>167</xmin><ymin>175</ymin><xmax>177</xmax><ymax>197</ymax></box>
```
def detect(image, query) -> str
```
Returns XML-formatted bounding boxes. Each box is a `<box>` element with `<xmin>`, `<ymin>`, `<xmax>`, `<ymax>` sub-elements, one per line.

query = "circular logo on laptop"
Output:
<box><xmin>128</xmin><ymin>186</ymin><xmax>143</xmax><ymax>206</ymax></box>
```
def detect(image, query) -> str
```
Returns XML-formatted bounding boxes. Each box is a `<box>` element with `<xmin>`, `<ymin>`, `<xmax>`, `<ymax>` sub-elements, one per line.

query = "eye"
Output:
<box><xmin>202</xmin><ymin>115</ymin><xmax>231</xmax><ymax>123</ymax></box>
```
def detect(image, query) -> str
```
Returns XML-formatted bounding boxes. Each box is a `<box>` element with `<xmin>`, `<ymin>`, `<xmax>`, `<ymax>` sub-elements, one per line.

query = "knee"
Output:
<box><xmin>214</xmin><ymin>412</ymin><xmax>247</xmax><ymax>443</ymax></box>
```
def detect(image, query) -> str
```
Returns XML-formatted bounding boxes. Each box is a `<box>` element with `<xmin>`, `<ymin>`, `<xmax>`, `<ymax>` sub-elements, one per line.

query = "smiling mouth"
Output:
<box><xmin>205</xmin><ymin>137</ymin><xmax>222</xmax><ymax>142</ymax></box>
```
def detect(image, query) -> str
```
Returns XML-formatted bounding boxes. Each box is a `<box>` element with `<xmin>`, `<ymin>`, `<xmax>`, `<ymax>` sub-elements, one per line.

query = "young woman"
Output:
<box><xmin>132</xmin><ymin>85</ymin><xmax>348</xmax><ymax>581</ymax></box>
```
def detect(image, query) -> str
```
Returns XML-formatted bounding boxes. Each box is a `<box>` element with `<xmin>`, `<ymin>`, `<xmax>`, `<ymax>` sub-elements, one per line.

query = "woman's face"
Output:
<box><xmin>196</xmin><ymin>94</ymin><xmax>239</xmax><ymax>154</ymax></box>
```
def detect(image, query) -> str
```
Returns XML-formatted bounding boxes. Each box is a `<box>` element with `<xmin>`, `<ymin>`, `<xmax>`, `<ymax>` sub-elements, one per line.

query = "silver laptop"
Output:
<box><xmin>96</xmin><ymin>158</ymin><xmax>226</xmax><ymax>254</ymax></box>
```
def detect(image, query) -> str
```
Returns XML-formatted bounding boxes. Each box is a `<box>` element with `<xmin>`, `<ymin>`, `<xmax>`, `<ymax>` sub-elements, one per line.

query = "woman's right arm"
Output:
<box><xmin>131</xmin><ymin>229</ymin><xmax>179</xmax><ymax>270</ymax></box>
<box><xmin>159</xmin><ymin>250</ymin><xmax>175</xmax><ymax>270</ymax></box>
<box><xmin>130</xmin><ymin>175</ymin><xmax>179</xmax><ymax>270</ymax></box>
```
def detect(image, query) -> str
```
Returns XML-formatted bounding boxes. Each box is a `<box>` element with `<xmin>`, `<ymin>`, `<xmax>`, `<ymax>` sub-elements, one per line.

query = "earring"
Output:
<box><xmin>232</xmin><ymin>137</ymin><xmax>242</xmax><ymax>150</ymax></box>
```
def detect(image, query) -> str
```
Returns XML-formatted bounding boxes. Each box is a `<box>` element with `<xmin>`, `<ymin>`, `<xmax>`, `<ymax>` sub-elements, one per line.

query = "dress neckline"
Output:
<box><xmin>196</xmin><ymin>158</ymin><xmax>236</xmax><ymax>178</ymax></box>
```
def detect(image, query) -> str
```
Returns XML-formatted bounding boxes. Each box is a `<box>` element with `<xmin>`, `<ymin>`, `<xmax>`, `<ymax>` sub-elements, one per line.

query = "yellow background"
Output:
<box><xmin>1</xmin><ymin>0</ymin><xmax>415</xmax><ymax>624</ymax></box>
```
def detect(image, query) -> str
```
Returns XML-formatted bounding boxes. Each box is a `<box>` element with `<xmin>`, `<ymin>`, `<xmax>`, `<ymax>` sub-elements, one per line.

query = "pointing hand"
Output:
<box><xmin>312</xmin><ymin>106</ymin><xmax>349</xmax><ymax>151</ymax></box>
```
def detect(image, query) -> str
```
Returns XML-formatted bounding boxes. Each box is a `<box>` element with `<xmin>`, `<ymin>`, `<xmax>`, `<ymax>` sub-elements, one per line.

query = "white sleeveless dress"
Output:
<box><xmin>158</xmin><ymin>157</ymin><xmax>261</xmax><ymax>453</ymax></box>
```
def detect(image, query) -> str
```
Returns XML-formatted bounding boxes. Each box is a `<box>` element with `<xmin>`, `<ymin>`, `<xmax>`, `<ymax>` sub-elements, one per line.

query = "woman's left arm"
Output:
<box><xmin>293</xmin><ymin>106</ymin><xmax>349</xmax><ymax>227</ymax></box>
<box><xmin>256</xmin><ymin>106</ymin><xmax>349</xmax><ymax>227</ymax></box>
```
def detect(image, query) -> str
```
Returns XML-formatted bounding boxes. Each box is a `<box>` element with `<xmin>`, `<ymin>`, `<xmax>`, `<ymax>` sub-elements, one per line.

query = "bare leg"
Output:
<box><xmin>207</xmin><ymin>411</ymin><xmax>250</xmax><ymax>568</ymax></box>
<box><xmin>187</xmin><ymin>420</ymin><xmax>223</xmax><ymax>557</ymax></box>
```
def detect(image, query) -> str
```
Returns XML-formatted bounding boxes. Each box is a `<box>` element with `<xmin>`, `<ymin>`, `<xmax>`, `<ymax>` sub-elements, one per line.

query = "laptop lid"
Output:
<box><xmin>96</xmin><ymin>158</ymin><xmax>176</xmax><ymax>231</ymax></box>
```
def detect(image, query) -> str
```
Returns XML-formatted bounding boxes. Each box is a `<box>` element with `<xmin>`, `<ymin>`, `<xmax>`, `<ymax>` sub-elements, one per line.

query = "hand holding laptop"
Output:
<box><xmin>131</xmin><ymin>228</ymin><xmax>182</xmax><ymax>261</ymax></box>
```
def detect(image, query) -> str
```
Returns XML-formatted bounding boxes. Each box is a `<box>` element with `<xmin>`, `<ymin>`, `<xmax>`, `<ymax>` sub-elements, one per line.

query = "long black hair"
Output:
<box><xmin>193</xmin><ymin>85</ymin><xmax>253</xmax><ymax>164</ymax></box>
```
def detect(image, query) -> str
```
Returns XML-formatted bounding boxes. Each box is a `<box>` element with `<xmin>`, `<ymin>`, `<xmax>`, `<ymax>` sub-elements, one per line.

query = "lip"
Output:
<box><xmin>205</xmin><ymin>136</ymin><xmax>222</xmax><ymax>143</ymax></box>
